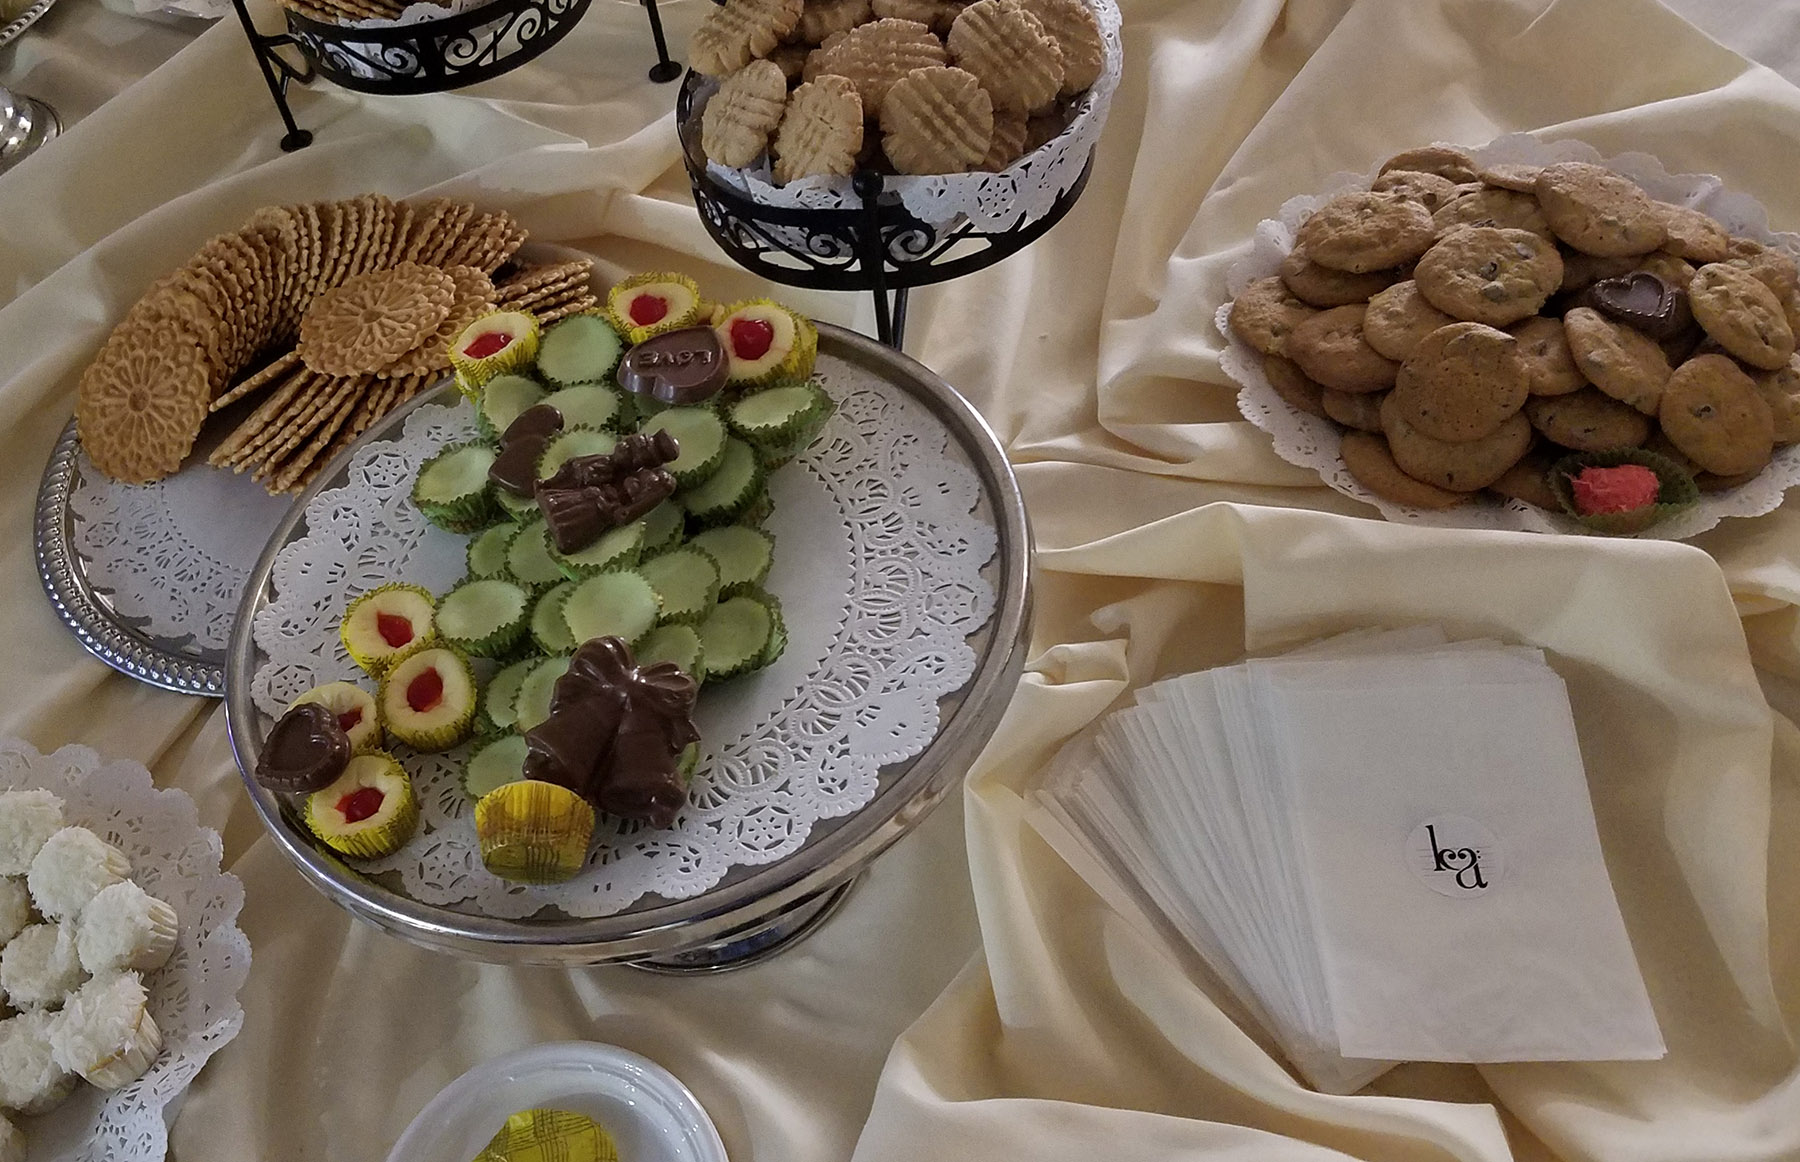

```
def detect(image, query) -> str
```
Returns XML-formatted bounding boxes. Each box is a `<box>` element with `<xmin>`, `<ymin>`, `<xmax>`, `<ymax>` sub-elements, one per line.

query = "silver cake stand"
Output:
<box><xmin>224</xmin><ymin>323</ymin><xmax>1032</xmax><ymax>971</ymax></box>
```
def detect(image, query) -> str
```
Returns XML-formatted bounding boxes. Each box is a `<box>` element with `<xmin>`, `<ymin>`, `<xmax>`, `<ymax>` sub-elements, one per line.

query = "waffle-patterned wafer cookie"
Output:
<box><xmin>810</xmin><ymin>18</ymin><xmax>947</xmax><ymax>116</ymax></box>
<box><xmin>702</xmin><ymin>60</ymin><xmax>791</xmax><ymax>168</ymax></box>
<box><xmin>772</xmin><ymin>75</ymin><xmax>865</xmax><ymax>185</ymax></box>
<box><xmin>947</xmin><ymin>0</ymin><xmax>1063</xmax><ymax>113</ymax></box>
<box><xmin>1018</xmin><ymin>0</ymin><xmax>1100</xmax><ymax>93</ymax></box>
<box><xmin>691</xmin><ymin>0</ymin><xmax>804</xmax><ymax>76</ymax></box>
<box><xmin>880</xmin><ymin>66</ymin><xmax>993</xmax><ymax>175</ymax></box>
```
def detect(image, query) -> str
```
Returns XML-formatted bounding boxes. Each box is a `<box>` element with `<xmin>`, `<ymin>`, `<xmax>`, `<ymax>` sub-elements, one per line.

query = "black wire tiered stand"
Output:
<box><xmin>675</xmin><ymin>70</ymin><xmax>1092</xmax><ymax>350</ymax></box>
<box><xmin>231</xmin><ymin>0</ymin><xmax>683</xmax><ymax>152</ymax></box>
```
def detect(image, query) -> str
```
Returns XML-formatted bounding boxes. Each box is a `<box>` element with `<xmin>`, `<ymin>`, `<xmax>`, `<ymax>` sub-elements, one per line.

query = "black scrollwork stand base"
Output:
<box><xmin>231</xmin><ymin>0</ymin><xmax>680</xmax><ymax>149</ymax></box>
<box><xmin>675</xmin><ymin>71</ymin><xmax>1090</xmax><ymax>351</ymax></box>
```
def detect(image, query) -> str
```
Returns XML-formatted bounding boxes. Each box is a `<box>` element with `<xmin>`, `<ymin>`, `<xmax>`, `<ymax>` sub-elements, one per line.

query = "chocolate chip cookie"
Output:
<box><xmin>1278</xmin><ymin>248</ymin><xmax>1398</xmax><ymax>308</ymax></box>
<box><xmin>1380</xmin><ymin>393</ymin><xmax>1532</xmax><ymax>491</ymax></box>
<box><xmin>1656</xmin><ymin>204</ymin><xmax>1730</xmax><ymax>264</ymax></box>
<box><xmin>1377</xmin><ymin>145</ymin><xmax>1478</xmax><ymax>184</ymax></box>
<box><xmin>1261</xmin><ymin>354</ymin><xmax>1330</xmax><ymax>420</ymax></box>
<box><xmin>1390</xmin><ymin>321</ymin><xmax>1530</xmax><ymax>442</ymax></box>
<box><xmin>1228</xmin><ymin>276</ymin><xmax>1315</xmax><ymax>357</ymax></box>
<box><xmin>1322</xmin><ymin>388</ymin><xmax>1385</xmax><ymax>431</ymax></box>
<box><xmin>1723</xmin><ymin>238</ymin><xmax>1800</xmax><ymax>298</ymax></box>
<box><xmin>1414</xmin><ymin>226</ymin><xmax>1563</xmax><ymax>327</ymax></box>
<box><xmin>1562</xmin><ymin>306</ymin><xmax>1672</xmax><ymax>415</ymax></box>
<box><xmin>1487</xmin><ymin>447</ymin><xmax>1561</xmax><ymax>508</ymax></box>
<box><xmin>1369</xmin><ymin>169</ymin><xmax>1461</xmax><ymax>213</ymax></box>
<box><xmin>1659</xmin><ymin>353</ymin><xmax>1775</xmax><ymax>475</ymax></box>
<box><xmin>1288</xmin><ymin>304</ymin><xmax>1399</xmax><ymax>392</ymax></box>
<box><xmin>1362</xmin><ymin>280</ymin><xmax>1455</xmax><ymax>362</ymax></box>
<box><xmin>1753</xmin><ymin>358</ymin><xmax>1800</xmax><ymax>444</ymax></box>
<box><xmin>1525</xmin><ymin>387</ymin><xmax>1652</xmax><ymax>451</ymax></box>
<box><xmin>1338</xmin><ymin>430</ymin><xmax>1464</xmax><ymax>509</ymax></box>
<box><xmin>1294</xmin><ymin>191</ymin><xmax>1436</xmax><ymax>274</ymax></box>
<box><xmin>1535</xmin><ymin>162</ymin><xmax>1666</xmax><ymax>257</ymax></box>
<box><xmin>1508</xmin><ymin>316</ymin><xmax>1587</xmax><ymax>396</ymax></box>
<box><xmin>1688</xmin><ymin>262</ymin><xmax>1797</xmax><ymax>371</ymax></box>
<box><xmin>1431</xmin><ymin>188</ymin><xmax>1554</xmax><ymax>242</ymax></box>
<box><xmin>1477</xmin><ymin>163</ymin><xmax>1543</xmax><ymax>193</ymax></box>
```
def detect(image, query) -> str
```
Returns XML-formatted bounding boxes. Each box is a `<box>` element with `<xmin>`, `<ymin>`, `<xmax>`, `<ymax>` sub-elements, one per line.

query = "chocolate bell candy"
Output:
<box><xmin>488</xmin><ymin>404</ymin><xmax>564</xmax><ymax>498</ymax></box>
<box><xmin>1580</xmin><ymin>271</ymin><xmax>1694</xmax><ymax>341</ymax></box>
<box><xmin>594</xmin><ymin>661</ymin><xmax>700</xmax><ymax>828</ymax></box>
<box><xmin>616</xmin><ymin>326</ymin><xmax>728</xmax><ymax>405</ymax></box>
<box><xmin>256</xmin><ymin>703</ymin><xmax>352</xmax><ymax>794</ymax></box>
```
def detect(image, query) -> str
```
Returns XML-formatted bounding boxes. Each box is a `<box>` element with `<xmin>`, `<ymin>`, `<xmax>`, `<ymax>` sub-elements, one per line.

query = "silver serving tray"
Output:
<box><xmin>0</xmin><ymin>0</ymin><xmax>57</xmax><ymax>48</ymax></box>
<box><xmin>36</xmin><ymin>421</ymin><xmax>229</xmax><ymax>696</ymax></box>
<box><xmin>224</xmin><ymin>323</ymin><xmax>1033</xmax><ymax>968</ymax></box>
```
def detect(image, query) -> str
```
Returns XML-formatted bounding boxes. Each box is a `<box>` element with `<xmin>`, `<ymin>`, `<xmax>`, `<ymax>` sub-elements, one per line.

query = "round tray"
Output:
<box><xmin>282</xmin><ymin>0</ymin><xmax>595</xmax><ymax>95</ymax></box>
<box><xmin>224</xmin><ymin>323</ymin><xmax>1031</xmax><ymax>967</ymax></box>
<box><xmin>675</xmin><ymin>69</ymin><xmax>1093</xmax><ymax>295</ymax></box>
<box><xmin>0</xmin><ymin>0</ymin><xmax>56</xmax><ymax>49</ymax></box>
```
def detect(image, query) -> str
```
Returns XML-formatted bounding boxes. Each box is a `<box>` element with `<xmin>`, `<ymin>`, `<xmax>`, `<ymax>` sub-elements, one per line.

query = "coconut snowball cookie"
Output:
<box><xmin>0</xmin><ymin>793</ymin><xmax>62</xmax><ymax>878</ymax></box>
<box><xmin>26</xmin><ymin>828</ymin><xmax>129</xmax><ymax>922</ymax></box>
<box><xmin>50</xmin><ymin>972</ymin><xmax>162</xmax><ymax>1090</ymax></box>
<box><xmin>0</xmin><ymin>882</ymin><xmax>29</xmax><ymax>948</ymax></box>
<box><xmin>76</xmin><ymin>881</ymin><xmax>177</xmax><ymax>975</ymax></box>
<box><xmin>0</xmin><ymin>1011</ymin><xmax>75</xmax><ymax>1115</ymax></box>
<box><xmin>0</xmin><ymin>924</ymin><xmax>83</xmax><ymax>1012</ymax></box>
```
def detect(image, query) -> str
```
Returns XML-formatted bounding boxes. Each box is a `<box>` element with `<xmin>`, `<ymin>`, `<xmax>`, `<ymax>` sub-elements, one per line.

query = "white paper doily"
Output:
<box><xmin>698</xmin><ymin>0</ymin><xmax>1122</xmax><ymax>232</ymax></box>
<box><xmin>0</xmin><ymin>740</ymin><xmax>249</xmax><ymax>1162</ymax></box>
<box><xmin>1220</xmin><ymin>134</ymin><xmax>1800</xmax><ymax>540</ymax></box>
<box><xmin>66</xmin><ymin>455</ymin><xmax>295</xmax><ymax>653</ymax></box>
<box><xmin>249</xmin><ymin>356</ymin><xmax>998</xmax><ymax>918</ymax></box>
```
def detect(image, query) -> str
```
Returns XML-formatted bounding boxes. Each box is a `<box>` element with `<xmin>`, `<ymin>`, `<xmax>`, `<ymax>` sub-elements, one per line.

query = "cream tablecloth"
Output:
<box><xmin>1</xmin><ymin>1</ymin><xmax>1798</xmax><ymax>1160</ymax></box>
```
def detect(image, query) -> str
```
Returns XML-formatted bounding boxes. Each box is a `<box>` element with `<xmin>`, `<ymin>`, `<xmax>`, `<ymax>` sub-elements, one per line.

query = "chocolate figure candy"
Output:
<box><xmin>616</xmin><ymin>326</ymin><xmax>729</xmax><ymax>405</ymax></box>
<box><xmin>256</xmin><ymin>703</ymin><xmax>352</xmax><ymax>793</ymax></box>
<box><xmin>537</xmin><ymin>432</ymin><xmax>680</xmax><ymax>554</ymax></box>
<box><xmin>539</xmin><ymin>430</ymin><xmax>679</xmax><ymax>493</ymax></box>
<box><xmin>489</xmin><ymin>404</ymin><xmax>565</xmax><ymax>497</ymax></box>
<box><xmin>521</xmin><ymin>641</ymin><xmax>631</xmax><ymax>800</ymax></box>
<box><xmin>1579</xmin><ymin>271</ymin><xmax>1694</xmax><ymax>341</ymax></box>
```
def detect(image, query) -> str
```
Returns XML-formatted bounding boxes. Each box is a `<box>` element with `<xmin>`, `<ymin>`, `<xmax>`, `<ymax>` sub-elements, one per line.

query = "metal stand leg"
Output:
<box><xmin>641</xmin><ymin>0</ymin><xmax>682</xmax><ymax>83</ymax></box>
<box><xmin>853</xmin><ymin>171</ymin><xmax>906</xmax><ymax>351</ymax></box>
<box><xmin>229</xmin><ymin>0</ymin><xmax>315</xmax><ymax>151</ymax></box>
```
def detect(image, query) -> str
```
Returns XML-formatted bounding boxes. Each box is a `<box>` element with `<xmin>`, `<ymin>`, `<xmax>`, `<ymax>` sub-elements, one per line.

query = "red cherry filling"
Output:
<box><xmin>729</xmin><ymin>317</ymin><xmax>775</xmax><ymax>361</ymax></box>
<box><xmin>463</xmin><ymin>331</ymin><xmax>512</xmax><ymax>359</ymax></box>
<box><xmin>406</xmin><ymin>667</ymin><xmax>445</xmax><ymax>713</ymax></box>
<box><xmin>336</xmin><ymin>707</ymin><xmax>364</xmax><ymax>733</ymax></box>
<box><xmin>629</xmin><ymin>293</ymin><xmax>670</xmax><ymax>327</ymax></box>
<box><xmin>336</xmin><ymin>786</ymin><xmax>386</xmax><ymax>824</ymax></box>
<box><xmin>376</xmin><ymin>612</ymin><xmax>414</xmax><ymax>648</ymax></box>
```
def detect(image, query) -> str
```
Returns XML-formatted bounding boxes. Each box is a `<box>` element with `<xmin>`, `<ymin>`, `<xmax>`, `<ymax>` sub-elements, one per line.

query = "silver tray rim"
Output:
<box><xmin>0</xmin><ymin>0</ymin><xmax>58</xmax><ymax>49</ymax></box>
<box><xmin>223</xmin><ymin>321</ymin><xmax>1034</xmax><ymax>965</ymax></box>
<box><xmin>35</xmin><ymin>419</ymin><xmax>228</xmax><ymax>697</ymax></box>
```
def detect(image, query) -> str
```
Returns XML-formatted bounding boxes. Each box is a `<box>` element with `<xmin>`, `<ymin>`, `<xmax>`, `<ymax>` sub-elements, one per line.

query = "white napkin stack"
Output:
<box><xmin>1037</xmin><ymin>628</ymin><xmax>1664</xmax><ymax>1093</ymax></box>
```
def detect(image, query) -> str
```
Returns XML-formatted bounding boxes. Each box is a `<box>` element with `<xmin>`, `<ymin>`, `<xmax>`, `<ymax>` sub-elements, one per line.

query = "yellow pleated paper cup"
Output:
<box><xmin>475</xmin><ymin>780</ymin><xmax>595</xmax><ymax>884</ymax></box>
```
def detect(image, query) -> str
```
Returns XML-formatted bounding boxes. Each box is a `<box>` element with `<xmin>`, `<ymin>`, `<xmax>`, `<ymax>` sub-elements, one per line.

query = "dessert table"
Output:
<box><xmin>2</xmin><ymin>0</ymin><xmax>1799</xmax><ymax>1160</ymax></box>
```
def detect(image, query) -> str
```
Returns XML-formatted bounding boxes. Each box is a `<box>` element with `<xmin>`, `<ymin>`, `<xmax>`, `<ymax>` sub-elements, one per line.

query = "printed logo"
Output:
<box><xmin>1405</xmin><ymin>815</ymin><xmax>1503</xmax><ymax>898</ymax></box>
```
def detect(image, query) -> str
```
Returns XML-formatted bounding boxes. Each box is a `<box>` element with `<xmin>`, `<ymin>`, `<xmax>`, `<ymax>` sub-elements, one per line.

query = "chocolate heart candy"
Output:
<box><xmin>1582</xmin><ymin>271</ymin><xmax>1693</xmax><ymax>340</ymax></box>
<box><xmin>616</xmin><ymin>326</ymin><xmax>728</xmax><ymax>405</ymax></box>
<box><xmin>488</xmin><ymin>404</ymin><xmax>564</xmax><ymax>497</ymax></box>
<box><xmin>256</xmin><ymin>703</ymin><xmax>352</xmax><ymax>794</ymax></box>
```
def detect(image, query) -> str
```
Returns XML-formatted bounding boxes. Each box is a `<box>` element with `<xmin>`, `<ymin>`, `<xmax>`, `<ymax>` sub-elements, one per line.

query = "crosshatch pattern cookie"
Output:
<box><xmin>772</xmin><ymin>74</ymin><xmax>865</xmax><ymax>184</ymax></box>
<box><xmin>692</xmin><ymin>0</ymin><xmax>805</xmax><ymax>75</ymax></box>
<box><xmin>946</xmin><ymin>0</ymin><xmax>1064</xmax><ymax>113</ymax></box>
<box><xmin>701</xmin><ymin>59</ymin><xmax>790</xmax><ymax>167</ymax></box>
<box><xmin>1224</xmin><ymin>144</ymin><xmax>1800</xmax><ymax>522</ymax></box>
<box><xmin>880</xmin><ymin>66</ymin><xmax>994</xmax><ymax>175</ymax></box>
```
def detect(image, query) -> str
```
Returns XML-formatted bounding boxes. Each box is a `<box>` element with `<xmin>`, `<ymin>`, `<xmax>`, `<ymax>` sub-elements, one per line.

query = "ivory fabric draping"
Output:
<box><xmin>1</xmin><ymin>1</ymin><xmax>1798</xmax><ymax>1160</ymax></box>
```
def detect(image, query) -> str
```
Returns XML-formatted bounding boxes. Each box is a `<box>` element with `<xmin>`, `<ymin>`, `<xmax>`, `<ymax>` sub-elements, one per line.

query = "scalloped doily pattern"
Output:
<box><xmin>702</xmin><ymin>0</ymin><xmax>1123</xmax><ymax>232</ymax></box>
<box><xmin>250</xmin><ymin>356</ymin><xmax>998</xmax><ymax>918</ymax></box>
<box><xmin>1221</xmin><ymin>133</ymin><xmax>1800</xmax><ymax>540</ymax></box>
<box><xmin>0</xmin><ymin>740</ymin><xmax>249</xmax><ymax>1162</ymax></box>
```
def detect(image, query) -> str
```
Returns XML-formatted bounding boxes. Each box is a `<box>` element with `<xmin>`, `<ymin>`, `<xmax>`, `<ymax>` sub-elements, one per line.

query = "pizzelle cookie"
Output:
<box><xmin>1018</xmin><ymin>0</ymin><xmax>1104</xmax><ymax>93</ymax></box>
<box><xmin>815</xmin><ymin>18</ymin><xmax>948</xmax><ymax>115</ymax></box>
<box><xmin>1287</xmin><ymin>304</ymin><xmax>1398</xmax><ymax>393</ymax></box>
<box><xmin>1561</xmin><ymin>306</ymin><xmax>1672</xmax><ymax>415</ymax></box>
<box><xmin>1380</xmin><ymin>393</ymin><xmax>1532</xmax><ymax>491</ymax></box>
<box><xmin>1362</xmin><ymin>280</ymin><xmax>1455</xmax><ymax>362</ymax></box>
<box><xmin>296</xmin><ymin>262</ymin><xmax>457</xmax><ymax>376</ymax></box>
<box><xmin>1339</xmin><ymin>430</ymin><xmax>1464</xmax><ymax>509</ymax></box>
<box><xmin>772</xmin><ymin>75</ymin><xmax>865</xmax><ymax>184</ymax></box>
<box><xmin>1389</xmin><ymin>321</ymin><xmax>1530</xmax><ymax>442</ymax></box>
<box><xmin>1279</xmin><ymin>248</ymin><xmax>1397</xmax><ymax>309</ymax></box>
<box><xmin>880</xmin><ymin>66</ymin><xmax>994</xmax><ymax>175</ymax></box>
<box><xmin>1688</xmin><ymin>262</ymin><xmax>1797</xmax><ymax>371</ymax></box>
<box><xmin>946</xmin><ymin>0</ymin><xmax>1064</xmax><ymax>114</ymax></box>
<box><xmin>1226</xmin><ymin>276</ymin><xmax>1315</xmax><ymax>358</ymax></box>
<box><xmin>691</xmin><ymin>0</ymin><xmax>804</xmax><ymax>76</ymax></box>
<box><xmin>1293</xmin><ymin>192</ymin><xmax>1435</xmax><ymax>275</ymax></box>
<box><xmin>1658</xmin><ymin>353</ymin><xmax>1775</xmax><ymax>475</ymax></box>
<box><xmin>701</xmin><ymin>60</ymin><xmax>790</xmax><ymax>168</ymax></box>
<box><xmin>77</xmin><ymin>316</ymin><xmax>214</xmax><ymax>485</ymax></box>
<box><xmin>1534</xmin><ymin>162</ymin><xmax>1666</xmax><ymax>257</ymax></box>
<box><xmin>1414</xmin><ymin>226</ymin><xmax>1563</xmax><ymax>327</ymax></box>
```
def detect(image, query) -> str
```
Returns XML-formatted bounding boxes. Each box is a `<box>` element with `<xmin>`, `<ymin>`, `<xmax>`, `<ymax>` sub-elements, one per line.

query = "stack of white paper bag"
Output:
<box><xmin>1036</xmin><ymin>627</ymin><xmax>1664</xmax><ymax>1093</ymax></box>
